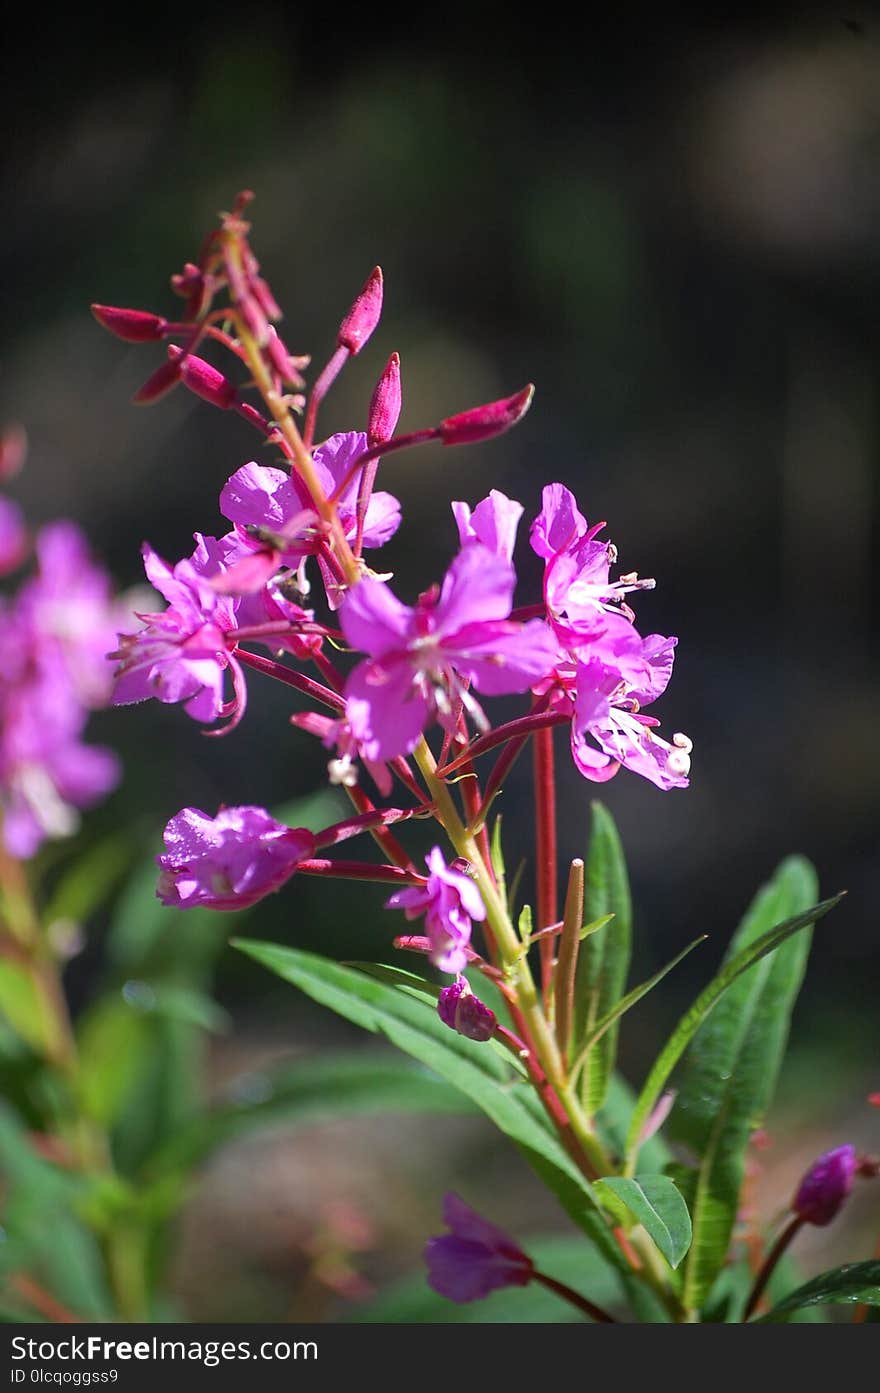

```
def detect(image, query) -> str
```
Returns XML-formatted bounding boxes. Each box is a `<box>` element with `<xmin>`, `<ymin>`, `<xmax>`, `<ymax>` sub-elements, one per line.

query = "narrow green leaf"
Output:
<box><xmin>624</xmin><ymin>887</ymin><xmax>842</xmax><ymax>1173</ymax></box>
<box><xmin>579</xmin><ymin>913</ymin><xmax>615</xmax><ymax>942</ymax></box>
<box><xmin>595</xmin><ymin>1074</ymin><xmax>672</xmax><ymax>1174</ymax></box>
<box><xmin>76</xmin><ymin>997</ymin><xmax>152</xmax><ymax>1127</ymax></box>
<box><xmin>756</xmin><ymin>1262</ymin><xmax>880</xmax><ymax>1321</ymax></box>
<box><xmin>42</xmin><ymin>831</ymin><xmax>133</xmax><ymax>930</ymax></box>
<box><xmin>489</xmin><ymin>815</ymin><xmax>507</xmax><ymax>898</ymax></box>
<box><xmin>594</xmin><ymin>1176</ymin><xmax>692</xmax><ymax>1269</ymax></box>
<box><xmin>146</xmin><ymin>1052</ymin><xmax>474</xmax><ymax>1175</ymax></box>
<box><xmin>673</xmin><ymin>858</ymin><xmax>822</xmax><ymax>1310</ymax></box>
<box><xmin>571</xmin><ymin>937</ymin><xmax>707</xmax><ymax>1085</ymax></box>
<box><xmin>233</xmin><ymin>939</ymin><xmax>630</xmax><ymax>1280</ymax></box>
<box><xmin>574</xmin><ymin>803</ymin><xmax>632</xmax><ymax>1114</ymax></box>
<box><xmin>0</xmin><ymin>961</ymin><xmax>63</xmax><ymax>1057</ymax></box>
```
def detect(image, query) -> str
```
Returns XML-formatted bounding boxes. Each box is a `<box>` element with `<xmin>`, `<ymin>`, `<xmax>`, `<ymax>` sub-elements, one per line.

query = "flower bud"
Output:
<box><xmin>0</xmin><ymin>423</ymin><xmax>27</xmax><ymax>481</ymax></box>
<box><xmin>168</xmin><ymin>348</ymin><xmax>237</xmax><ymax>409</ymax></box>
<box><xmin>91</xmin><ymin>304</ymin><xmax>168</xmax><ymax>343</ymax></box>
<box><xmin>437</xmin><ymin>978</ymin><xmax>496</xmax><ymax>1042</ymax></box>
<box><xmin>792</xmin><ymin>1144</ymin><xmax>856</xmax><ymax>1226</ymax></box>
<box><xmin>266</xmin><ymin>327</ymin><xmax>306</xmax><ymax>387</ymax></box>
<box><xmin>439</xmin><ymin>385</ymin><xmax>534</xmax><ymax>446</ymax></box>
<box><xmin>132</xmin><ymin>359</ymin><xmax>182</xmax><ymax>405</ymax></box>
<box><xmin>337</xmin><ymin>267</ymin><xmax>383</xmax><ymax>355</ymax></box>
<box><xmin>368</xmin><ymin>352</ymin><xmax>402</xmax><ymax>447</ymax></box>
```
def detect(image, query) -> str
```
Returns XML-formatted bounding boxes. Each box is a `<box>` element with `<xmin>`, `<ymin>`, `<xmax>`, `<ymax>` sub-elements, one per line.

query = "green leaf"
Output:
<box><xmin>42</xmin><ymin>831</ymin><xmax>133</xmax><ymax>930</ymax></box>
<box><xmin>755</xmin><ymin>1262</ymin><xmax>880</xmax><ymax>1321</ymax></box>
<box><xmin>574</xmin><ymin>802</ymin><xmax>632</xmax><ymax>1113</ymax></box>
<box><xmin>233</xmin><ymin>939</ymin><xmax>630</xmax><ymax>1281</ymax></box>
<box><xmin>623</xmin><ymin>884</ymin><xmax>842</xmax><ymax>1173</ymax></box>
<box><xmin>571</xmin><ymin>937</ymin><xmax>706</xmax><ymax>1085</ymax></box>
<box><xmin>594</xmin><ymin>1176</ymin><xmax>692</xmax><ymax>1269</ymax></box>
<box><xmin>671</xmin><ymin>858</ymin><xmax>822</xmax><ymax>1311</ymax></box>
<box><xmin>146</xmin><ymin>1051</ymin><xmax>475</xmax><ymax>1175</ymax></box>
<box><xmin>348</xmin><ymin>1233</ymin><xmax>620</xmax><ymax>1323</ymax></box>
<box><xmin>76</xmin><ymin>996</ymin><xmax>153</xmax><ymax>1127</ymax></box>
<box><xmin>0</xmin><ymin>961</ymin><xmax>63</xmax><ymax>1057</ymax></box>
<box><xmin>595</xmin><ymin>1073</ymin><xmax>671</xmax><ymax>1174</ymax></box>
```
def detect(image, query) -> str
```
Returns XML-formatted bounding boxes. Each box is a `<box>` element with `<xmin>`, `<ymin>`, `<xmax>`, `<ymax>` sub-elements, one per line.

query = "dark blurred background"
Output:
<box><xmin>1</xmin><ymin>8</ymin><xmax>878</xmax><ymax>1316</ymax></box>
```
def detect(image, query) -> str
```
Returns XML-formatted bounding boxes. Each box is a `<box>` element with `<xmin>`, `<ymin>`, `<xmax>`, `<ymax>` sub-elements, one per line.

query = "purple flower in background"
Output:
<box><xmin>156</xmin><ymin>805</ymin><xmax>315</xmax><ymax>910</ymax></box>
<box><xmin>452</xmin><ymin>489</ymin><xmax>524</xmax><ymax>561</ymax></box>
<box><xmin>340</xmin><ymin>545</ymin><xmax>557</xmax><ymax>761</ymax></box>
<box><xmin>437</xmin><ymin>978</ymin><xmax>496</xmax><ymax>1041</ymax></box>
<box><xmin>0</xmin><ymin>668</ymin><xmax>119</xmax><ymax>858</ymax></box>
<box><xmin>386</xmin><ymin>846</ymin><xmax>486</xmax><ymax>974</ymax></box>
<box><xmin>0</xmin><ymin>520</ymin><xmax>122</xmax><ymax>857</ymax></box>
<box><xmin>792</xmin><ymin>1145</ymin><xmax>857</xmax><ymax>1227</ymax></box>
<box><xmin>112</xmin><ymin>534</ymin><xmax>238</xmax><ymax>723</ymax></box>
<box><xmin>424</xmin><ymin>1194</ymin><xmax>533</xmax><ymax>1302</ymax></box>
<box><xmin>18</xmin><ymin>522</ymin><xmax>123</xmax><ymax>707</ymax></box>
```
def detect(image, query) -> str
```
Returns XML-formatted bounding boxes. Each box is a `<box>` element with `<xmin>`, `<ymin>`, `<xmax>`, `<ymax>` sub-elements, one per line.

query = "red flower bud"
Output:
<box><xmin>91</xmin><ymin>304</ymin><xmax>168</xmax><ymax>343</ymax></box>
<box><xmin>337</xmin><ymin>267</ymin><xmax>383</xmax><ymax>355</ymax></box>
<box><xmin>0</xmin><ymin>423</ymin><xmax>27</xmax><ymax>481</ymax></box>
<box><xmin>132</xmin><ymin>359</ymin><xmax>183</xmax><ymax>405</ymax></box>
<box><xmin>437</xmin><ymin>979</ymin><xmax>496</xmax><ymax>1042</ymax></box>
<box><xmin>266</xmin><ymin>327</ymin><xmax>306</xmax><ymax>387</ymax></box>
<box><xmin>168</xmin><ymin>348</ymin><xmax>237</xmax><ymax>410</ymax></box>
<box><xmin>792</xmin><ymin>1144</ymin><xmax>856</xmax><ymax>1226</ymax></box>
<box><xmin>368</xmin><ymin>352</ymin><xmax>402</xmax><ymax>447</ymax></box>
<box><xmin>439</xmin><ymin>385</ymin><xmax>534</xmax><ymax>446</ymax></box>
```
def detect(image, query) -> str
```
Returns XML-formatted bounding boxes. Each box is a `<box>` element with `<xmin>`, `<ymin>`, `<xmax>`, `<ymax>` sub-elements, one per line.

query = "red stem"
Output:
<box><xmin>532</xmin><ymin>1271</ymin><xmax>617</xmax><ymax>1324</ymax></box>
<box><xmin>297</xmin><ymin>859</ymin><xmax>421</xmax><ymax>885</ymax></box>
<box><xmin>437</xmin><ymin>705</ymin><xmax>567</xmax><ymax>777</ymax></box>
<box><xmin>303</xmin><ymin>345</ymin><xmax>349</xmax><ymax>448</ymax></box>
<box><xmin>743</xmin><ymin>1214</ymin><xmax>804</xmax><ymax>1321</ymax></box>
<box><xmin>533</xmin><ymin>724</ymin><xmax>558</xmax><ymax>1006</ymax></box>
<box><xmin>236</xmin><ymin>647</ymin><xmax>345</xmax><ymax>711</ymax></box>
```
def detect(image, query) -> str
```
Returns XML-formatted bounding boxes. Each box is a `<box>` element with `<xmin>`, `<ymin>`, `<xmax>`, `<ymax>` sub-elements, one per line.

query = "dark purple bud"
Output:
<box><xmin>337</xmin><ymin>267</ymin><xmax>383</xmax><ymax>355</ymax></box>
<box><xmin>437</xmin><ymin>978</ymin><xmax>496</xmax><ymax>1042</ymax></box>
<box><xmin>169</xmin><ymin>348</ymin><xmax>237</xmax><ymax>410</ymax></box>
<box><xmin>132</xmin><ymin>359</ymin><xmax>182</xmax><ymax>405</ymax></box>
<box><xmin>439</xmin><ymin>385</ymin><xmax>534</xmax><ymax>446</ymax></box>
<box><xmin>368</xmin><ymin>352</ymin><xmax>402</xmax><ymax>447</ymax></box>
<box><xmin>91</xmin><ymin>304</ymin><xmax>168</xmax><ymax>343</ymax></box>
<box><xmin>792</xmin><ymin>1144</ymin><xmax>857</xmax><ymax>1226</ymax></box>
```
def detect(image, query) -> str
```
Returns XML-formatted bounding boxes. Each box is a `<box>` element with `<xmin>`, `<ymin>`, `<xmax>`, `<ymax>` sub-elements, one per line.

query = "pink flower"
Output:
<box><xmin>437</xmin><ymin>977</ymin><xmax>496</xmax><ymax>1041</ymax></box>
<box><xmin>218</xmin><ymin>431</ymin><xmax>400</xmax><ymax>589</ymax></box>
<box><xmin>451</xmin><ymin>489</ymin><xmax>524</xmax><ymax>561</ymax></box>
<box><xmin>568</xmin><ymin>621</ymin><xmax>690</xmax><ymax>791</ymax></box>
<box><xmin>424</xmin><ymin>1194</ymin><xmax>533</xmax><ymax>1302</ymax></box>
<box><xmin>156</xmin><ymin>805</ymin><xmax>315</xmax><ymax>910</ymax></box>
<box><xmin>112</xmin><ymin>535</ymin><xmax>238</xmax><ymax>723</ymax></box>
<box><xmin>385</xmin><ymin>847</ymin><xmax>486</xmax><ymax>974</ymax></box>
<box><xmin>340</xmin><ymin>545</ymin><xmax>557</xmax><ymax>761</ymax></box>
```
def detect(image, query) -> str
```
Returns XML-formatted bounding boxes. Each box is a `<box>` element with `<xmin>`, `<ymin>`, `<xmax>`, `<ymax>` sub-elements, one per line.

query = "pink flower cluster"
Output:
<box><xmin>1</xmin><ymin>436</ymin><xmax>123</xmax><ymax>856</ymax></box>
<box><xmin>96</xmin><ymin>195</ymin><xmax>691</xmax><ymax>971</ymax></box>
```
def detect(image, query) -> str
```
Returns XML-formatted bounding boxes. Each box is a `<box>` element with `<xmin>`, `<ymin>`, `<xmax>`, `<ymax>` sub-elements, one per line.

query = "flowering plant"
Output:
<box><xmin>2</xmin><ymin>194</ymin><xmax>876</xmax><ymax>1324</ymax></box>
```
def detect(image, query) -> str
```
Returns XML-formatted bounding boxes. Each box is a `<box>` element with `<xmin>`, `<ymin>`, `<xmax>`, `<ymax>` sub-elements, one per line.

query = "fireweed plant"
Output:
<box><xmin>17</xmin><ymin>188</ymin><xmax>870</xmax><ymax>1325</ymax></box>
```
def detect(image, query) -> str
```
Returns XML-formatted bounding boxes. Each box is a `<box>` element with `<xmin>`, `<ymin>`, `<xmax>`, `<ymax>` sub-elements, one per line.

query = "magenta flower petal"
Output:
<box><xmin>386</xmin><ymin>847</ymin><xmax>484</xmax><ymax>974</ymax></box>
<box><xmin>434</xmin><ymin>545</ymin><xmax>515</xmax><ymax>635</ymax></box>
<box><xmin>424</xmin><ymin>1194</ymin><xmax>533</xmax><ymax>1302</ymax></box>
<box><xmin>157</xmin><ymin>805</ymin><xmax>315</xmax><ymax>910</ymax></box>
<box><xmin>452</xmin><ymin>490</ymin><xmax>524</xmax><ymax>561</ymax></box>
<box><xmin>345</xmin><ymin>656</ymin><xmax>431</xmax><ymax>762</ymax></box>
